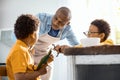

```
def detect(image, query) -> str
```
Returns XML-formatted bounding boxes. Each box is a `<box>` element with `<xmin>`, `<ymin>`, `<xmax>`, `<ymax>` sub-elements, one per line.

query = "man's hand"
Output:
<box><xmin>53</xmin><ymin>44</ymin><xmax>70</xmax><ymax>53</ymax></box>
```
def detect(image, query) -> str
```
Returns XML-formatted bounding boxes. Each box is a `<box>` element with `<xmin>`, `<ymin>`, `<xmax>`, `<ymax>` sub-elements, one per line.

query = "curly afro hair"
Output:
<box><xmin>91</xmin><ymin>19</ymin><xmax>111</xmax><ymax>42</ymax></box>
<box><xmin>14</xmin><ymin>14</ymin><xmax>40</xmax><ymax>39</ymax></box>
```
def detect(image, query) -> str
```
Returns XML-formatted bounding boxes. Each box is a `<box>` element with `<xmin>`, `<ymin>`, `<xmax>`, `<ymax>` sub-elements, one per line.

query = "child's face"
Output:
<box><xmin>87</xmin><ymin>25</ymin><xmax>101</xmax><ymax>38</ymax></box>
<box><xmin>84</xmin><ymin>25</ymin><xmax>105</xmax><ymax>42</ymax></box>
<box><xmin>29</xmin><ymin>27</ymin><xmax>39</xmax><ymax>46</ymax></box>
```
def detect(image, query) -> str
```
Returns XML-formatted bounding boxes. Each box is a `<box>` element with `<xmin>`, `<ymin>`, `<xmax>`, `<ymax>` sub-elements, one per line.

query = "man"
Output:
<box><xmin>33</xmin><ymin>7</ymin><xmax>79</xmax><ymax>80</ymax></box>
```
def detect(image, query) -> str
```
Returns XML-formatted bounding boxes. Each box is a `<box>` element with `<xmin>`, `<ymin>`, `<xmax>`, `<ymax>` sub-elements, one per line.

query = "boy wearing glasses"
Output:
<box><xmin>82</xmin><ymin>19</ymin><xmax>113</xmax><ymax>45</ymax></box>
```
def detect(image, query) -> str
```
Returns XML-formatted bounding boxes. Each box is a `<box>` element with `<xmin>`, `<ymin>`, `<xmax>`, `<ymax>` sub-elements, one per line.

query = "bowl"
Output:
<box><xmin>80</xmin><ymin>38</ymin><xmax>100</xmax><ymax>47</ymax></box>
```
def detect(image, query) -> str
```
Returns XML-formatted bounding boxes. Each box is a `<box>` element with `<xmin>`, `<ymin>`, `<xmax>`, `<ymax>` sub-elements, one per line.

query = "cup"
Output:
<box><xmin>80</xmin><ymin>37</ymin><xmax>100</xmax><ymax>47</ymax></box>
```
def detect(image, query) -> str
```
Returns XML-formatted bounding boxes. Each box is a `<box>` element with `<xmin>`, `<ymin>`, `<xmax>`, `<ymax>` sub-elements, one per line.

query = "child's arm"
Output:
<box><xmin>14</xmin><ymin>54</ymin><xmax>54</xmax><ymax>80</ymax></box>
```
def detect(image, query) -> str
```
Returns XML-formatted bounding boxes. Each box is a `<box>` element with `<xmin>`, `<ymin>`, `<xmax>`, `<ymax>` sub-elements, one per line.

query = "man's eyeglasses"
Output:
<box><xmin>83</xmin><ymin>31</ymin><xmax>100</xmax><ymax>36</ymax></box>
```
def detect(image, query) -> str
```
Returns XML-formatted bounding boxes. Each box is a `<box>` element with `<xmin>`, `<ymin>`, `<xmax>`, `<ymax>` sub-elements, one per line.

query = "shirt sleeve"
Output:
<box><xmin>65</xmin><ymin>25</ymin><xmax>79</xmax><ymax>46</ymax></box>
<box><xmin>36</xmin><ymin>13</ymin><xmax>47</xmax><ymax>22</ymax></box>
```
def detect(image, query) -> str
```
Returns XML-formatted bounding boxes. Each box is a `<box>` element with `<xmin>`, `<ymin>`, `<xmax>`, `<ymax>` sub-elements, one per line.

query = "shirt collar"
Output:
<box><xmin>16</xmin><ymin>39</ymin><xmax>30</xmax><ymax>50</ymax></box>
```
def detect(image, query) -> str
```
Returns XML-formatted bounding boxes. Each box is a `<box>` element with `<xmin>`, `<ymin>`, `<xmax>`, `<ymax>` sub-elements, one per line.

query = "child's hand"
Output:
<box><xmin>38</xmin><ymin>64</ymin><xmax>47</xmax><ymax>75</ymax></box>
<box><xmin>38</xmin><ymin>54</ymin><xmax>54</xmax><ymax>75</ymax></box>
<box><xmin>47</xmin><ymin>54</ymin><xmax>54</xmax><ymax>64</ymax></box>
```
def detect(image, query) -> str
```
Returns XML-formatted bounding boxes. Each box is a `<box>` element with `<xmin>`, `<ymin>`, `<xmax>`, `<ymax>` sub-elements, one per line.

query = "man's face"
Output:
<box><xmin>52</xmin><ymin>13</ymin><xmax>70</xmax><ymax>30</ymax></box>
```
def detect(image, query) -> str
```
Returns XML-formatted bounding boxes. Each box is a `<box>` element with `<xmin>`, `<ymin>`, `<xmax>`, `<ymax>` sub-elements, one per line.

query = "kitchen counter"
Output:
<box><xmin>65</xmin><ymin>45</ymin><xmax>120</xmax><ymax>80</ymax></box>
<box><xmin>64</xmin><ymin>45</ymin><xmax>120</xmax><ymax>55</ymax></box>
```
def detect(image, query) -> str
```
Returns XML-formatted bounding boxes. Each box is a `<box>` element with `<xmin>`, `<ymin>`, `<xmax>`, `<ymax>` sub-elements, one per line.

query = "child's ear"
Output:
<box><xmin>30</xmin><ymin>33</ymin><xmax>35</xmax><ymax>39</ymax></box>
<box><xmin>99</xmin><ymin>33</ymin><xmax>105</xmax><ymax>40</ymax></box>
<box><xmin>27</xmin><ymin>33</ymin><xmax>34</xmax><ymax>40</ymax></box>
